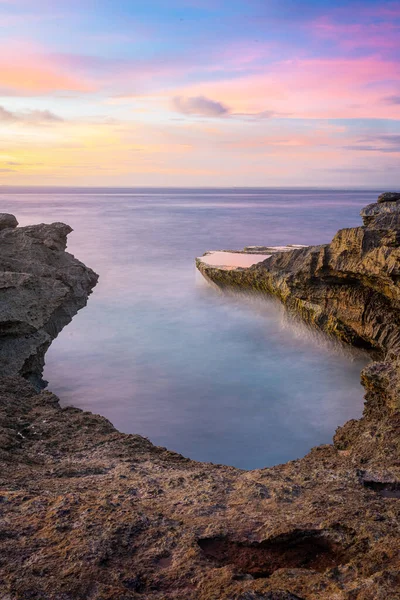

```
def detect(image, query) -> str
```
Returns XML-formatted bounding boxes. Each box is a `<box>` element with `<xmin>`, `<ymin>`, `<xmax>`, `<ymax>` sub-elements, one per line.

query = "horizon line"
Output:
<box><xmin>0</xmin><ymin>185</ymin><xmax>391</xmax><ymax>191</ymax></box>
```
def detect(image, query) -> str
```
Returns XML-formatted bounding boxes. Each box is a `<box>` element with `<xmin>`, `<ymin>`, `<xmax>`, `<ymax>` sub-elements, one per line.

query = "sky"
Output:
<box><xmin>0</xmin><ymin>0</ymin><xmax>399</xmax><ymax>187</ymax></box>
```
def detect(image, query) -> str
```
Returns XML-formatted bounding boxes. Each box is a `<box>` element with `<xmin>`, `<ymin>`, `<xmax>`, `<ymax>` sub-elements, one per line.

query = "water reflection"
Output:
<box><xmin>198</xmin><ymin>251</ymin><xmax>270</xmax><ymax>268</ymax></box>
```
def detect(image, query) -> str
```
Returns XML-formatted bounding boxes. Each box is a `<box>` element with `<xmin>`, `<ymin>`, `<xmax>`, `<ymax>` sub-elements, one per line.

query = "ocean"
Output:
<box><xmin>0</xmin><ymin>187</ymin><xmax>374</xmax><ymax>469</ymax></box>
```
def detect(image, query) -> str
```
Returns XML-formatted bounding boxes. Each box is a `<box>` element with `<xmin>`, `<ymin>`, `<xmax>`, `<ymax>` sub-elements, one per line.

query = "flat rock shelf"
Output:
<box><xmin>197</xmin><ymin>245</ymin><xmax>307</xmax><ymax>269</ymax></box>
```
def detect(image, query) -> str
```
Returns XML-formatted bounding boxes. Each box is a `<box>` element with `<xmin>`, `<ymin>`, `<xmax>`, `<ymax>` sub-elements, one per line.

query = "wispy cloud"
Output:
<box><xmin>344</xmin><ymin>134</ymin><xmax>400</xmax><ymax>153</ymax></box>
<box><xmin>171</xmin><ymin>95</ymin><xmax>280</xmax><ymax>120</ymax></box>
<box><xmin>0</xmin><ymin>41</ymin><xmax>94</xmax><ymax>95</ymax></box>
<box><xmin>0</xmin><ymin>105</ymin><xmax>63</xmax><ymax>124</ymax></box>
<box><xmin>310</xmin><ymin>15</ymin><xmax>400</xmax><ymax>54</ymax></box>
<box><xmin>234</xmin><ymin>110</ymin><xmax>279</xmax><ymax>120</ymax></box>
<box><xmin>172</xmin><ymin>95</ymin><xmax>230</xmax><ymax>117</ymax></box>
<box><xmin>383</xmin><ymin>95</ymin><xmax>400</xmax><ymax>105</ymax></box>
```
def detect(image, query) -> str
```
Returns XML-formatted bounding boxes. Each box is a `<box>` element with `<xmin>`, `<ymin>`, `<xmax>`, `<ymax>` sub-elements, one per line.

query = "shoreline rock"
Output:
<box><xmin>1</xmin><ymin>199</ymin><xmax>400</xmax><ymax>599</ymax></box>
<box><xmin>377</xmin><ymin>191</ymin><xmax>400</xmax><ymax>204</ymax></box>
<box><xmin>197</xmin><ymin>196</ymin><xmax>400</xmax><ymax>357</ymax></box>
<box><xmin>0</xmin><ymin>218</ymin><xmax>98</xmax><ymax>387</ymax></box>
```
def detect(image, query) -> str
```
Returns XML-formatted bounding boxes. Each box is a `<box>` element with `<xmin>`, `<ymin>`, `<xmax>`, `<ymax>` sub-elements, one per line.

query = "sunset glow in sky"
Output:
<box><xmin>1</xmin><ymin>0</ymin><xmax>400</xmax><ymax>187</ymax></box>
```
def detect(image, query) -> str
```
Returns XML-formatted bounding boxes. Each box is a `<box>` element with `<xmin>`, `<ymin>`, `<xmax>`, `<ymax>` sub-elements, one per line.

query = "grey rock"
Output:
<box><xmin>0</xmin><ymin>213</ymin><xmax>18</xmax><ymax>230</ymax></box>
<box><xmin>360</xmin><ymin>200</ymin><xmax>400</xmax><ymax>226</ymax></box>
<box><xmin>0</xmin><ymin>219</ymin><xmax>98</xmax><ymax>387</ymax></box>
<box><xmin>377</xmin><ymin>191</ymin><xmax>400</xmax><ymax>203</ymax></box>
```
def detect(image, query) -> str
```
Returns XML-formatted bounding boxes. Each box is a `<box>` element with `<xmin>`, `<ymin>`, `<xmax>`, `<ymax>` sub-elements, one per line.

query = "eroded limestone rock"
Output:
<box><xmin>197</xmin><ymin>195</ymin><xmax>400</xmax><ymax>360</ymax></box>
<box><xmin>0</xmin><ymin>217</ymin><xmax>98</xmax><ymax>386</ymax></box>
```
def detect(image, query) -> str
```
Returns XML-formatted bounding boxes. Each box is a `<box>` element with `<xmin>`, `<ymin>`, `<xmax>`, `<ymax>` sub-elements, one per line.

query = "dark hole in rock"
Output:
<box><xmin>362</xmin><ymin>479</ymin><xmax>400</xmax><ymax>498</ymax></box>
<box><xmin>198</xmin><ymin>529</ymin><xmax>349</xmax><ymax>578</ymax></box>
<box><xmin>122</xmin><ymin>575</ymin><xmax>145</xmax><ymax>592</ymax></box>
<box><xmin>157</xmin><ymin>554</ymin><xmax>173</xmax><ymax>568</ymax></box>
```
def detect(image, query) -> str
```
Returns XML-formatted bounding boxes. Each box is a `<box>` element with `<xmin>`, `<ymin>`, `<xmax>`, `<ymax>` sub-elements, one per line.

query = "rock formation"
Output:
<box><xmin>0</xmin><ymin>217</ymin><xmax>98</xmax><ymax>387</ymax></box>
<box><xmin>1</xmin><ymin>199</ymin><xmax>400</xmax><ymax>599</ymax></box>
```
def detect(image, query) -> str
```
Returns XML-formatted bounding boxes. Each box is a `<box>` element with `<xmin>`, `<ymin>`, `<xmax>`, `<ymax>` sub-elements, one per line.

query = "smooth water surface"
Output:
<box><xmin>0</xmin><ymin>188</ymin><xmax>374</xmax><ymax>469</ymax></box>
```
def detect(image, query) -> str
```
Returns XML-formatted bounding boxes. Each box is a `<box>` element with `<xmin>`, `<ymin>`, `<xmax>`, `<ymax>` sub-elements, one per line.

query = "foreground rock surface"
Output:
<box><xmin>1</xmin><ymin>200</ymin><xmax>400</xmax><ymax>599</ymax></box>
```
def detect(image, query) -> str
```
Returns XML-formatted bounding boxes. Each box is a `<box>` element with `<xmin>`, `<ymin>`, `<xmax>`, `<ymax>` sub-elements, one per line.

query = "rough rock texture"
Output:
<box><xmin>197</xmin><ymin>196</ymin><xmax>400</xmax><ymax>358</ymax></box>
<box><xmin>0</xmin><ymin>213</ymin><xmax>18</xmax><ymax>231</ymax></box>
<box><xmin>377</xmin><ymin>191</ymin><xmax>400</xmax><ymax>204</ymax></box>
<box><xmin>1</xmin><ymin>200</ymin><xmax>400</xmax><ymax>600</ymax></box>
<box><xmin>0</xmin><ymin>218</ymin><xmax>98</xmax><ymax>386</ymax></box>
<box><xmin>1</xmin><ymin>370</ymin><xmax>400</xmax><ymax>600</ymax></box>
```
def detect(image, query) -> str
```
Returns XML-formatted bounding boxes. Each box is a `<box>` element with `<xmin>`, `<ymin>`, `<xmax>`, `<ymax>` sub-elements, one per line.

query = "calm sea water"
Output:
<box><xmin>0</xmin><ymin>187</ymin><xmax>375</xmax><ymax>469</ymax></box>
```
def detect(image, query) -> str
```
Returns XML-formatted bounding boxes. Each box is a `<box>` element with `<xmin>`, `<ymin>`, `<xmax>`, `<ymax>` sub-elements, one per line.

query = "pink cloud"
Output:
<box><xmin>310</xmin><ymin>16</ymin><xmax>400</xmax><ymax>52</ymax></box>
<box><xmin>359</xmin><ymin>2</ymin><xmax>400</xmax><ymax>19</ymax></box>
<box><xmin>172</xmin><ymin>55</ymin><xmax>400</xmax><ymax>119</ymax></box>
<box><xmin>214</xmin><ymin>41</ymin><xmax>272</xmax><ymax>68</ymax></box>
<box><xmin>0</xmin><ymin>41</ymin><xmax>94</xmax><ymax>95</ymax></box>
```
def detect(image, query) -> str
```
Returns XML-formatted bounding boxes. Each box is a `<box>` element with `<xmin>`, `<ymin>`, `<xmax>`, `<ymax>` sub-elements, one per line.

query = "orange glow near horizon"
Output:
<box><xmin>0</xmin><ymin>2</ymin><xmax>399</xmax><ymax>187</ymax></box>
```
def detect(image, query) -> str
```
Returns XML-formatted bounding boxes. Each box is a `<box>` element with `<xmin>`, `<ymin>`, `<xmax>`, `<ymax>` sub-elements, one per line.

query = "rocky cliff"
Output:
<box><xmin>197</xmin><ymin>193</ymin><xmax>400</xmax><ymax>416</ymax></box>
<box><xmin>197</xmin><ymin>193</ymin><xmax>400</xmax><ymax>356</ymax></box>
<box><xmin>1</xmin><ymin>200</ymin><xmax>400</xmax><ymax>600</ymax></box>
<box><xmin>0</xmin><ymin>215</ymin><xmax>98</xmax><ymax>387</ymax></box>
